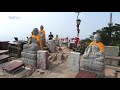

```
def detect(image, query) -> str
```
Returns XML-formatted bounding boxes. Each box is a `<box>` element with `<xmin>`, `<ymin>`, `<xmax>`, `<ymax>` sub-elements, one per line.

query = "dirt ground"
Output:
<box><xmin>0</xmin><ymin>46</ymin><xmax>77</xmax><ymax>78</ymax></box>
<box><xmin>0</xmin><ymin>46</ymin><xmax>117</xmax><ymax>78</ymax></box>
<box><xmin>28</xmin><ymin>46</ymin><xmax>77</xmax><ymax>78</ymax></box>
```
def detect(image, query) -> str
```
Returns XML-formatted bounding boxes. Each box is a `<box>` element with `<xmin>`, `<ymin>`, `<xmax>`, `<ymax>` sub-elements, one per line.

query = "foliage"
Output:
<box><xmin>76</xmin><ymin>38</ymin><xmax>92</xmax><ymax>55</ymax></box>
<box><xmin>79</xmin><ymin>23</ymin><xmax>120</xmax><ymax>55</ymax></box>
<box><xmin>89</xmin><ymin>23</ymin><xmax>120</xmax><ymax>46</ymax></box>
<box><xmin>89</xmin><ymin>23</ymin><xmax>120</xmax><ymax>55</ymax></box>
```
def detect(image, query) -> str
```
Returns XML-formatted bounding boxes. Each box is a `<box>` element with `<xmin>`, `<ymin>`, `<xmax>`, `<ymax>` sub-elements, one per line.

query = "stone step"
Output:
<box><xmin>0</xmin><ymin>50</ymin><xmax>9</xmax><ymax>54</ymax></box>
<box><xmin>0</xmin><ymin>55</ymin><xmax>10</xmax><ymax>62</ymax></box>
<box><xmin>2</xmin><ymin>61</ymin><xmax>25</xmax><ymax>74</ymax></box>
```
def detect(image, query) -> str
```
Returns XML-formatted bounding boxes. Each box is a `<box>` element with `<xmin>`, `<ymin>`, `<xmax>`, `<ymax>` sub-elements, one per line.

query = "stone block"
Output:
<box><xmin>21</xmin><ymin>52</ymin><xmax>37</xmax><ymax>60</ymax></box>
<box><xmin>37</xmin><ymin>50</ymin><xmax>48</xmax><ymax>70</ymax></box>
<box><xmin>48</xmin><ymin>40</ymin><xmax>56</xmax><ymax>53</ymax></box>
<box><xmin>104</xmin><ymin>46</ymin><xmax>119</xmax><ymax>56</ymax></box>
<box><xmin>104</xmin><ymin>58</ymin><xmax>111</xmax><ymax>65</ymax></box>
<box><xmin>105</xmin><ymin>56</ymin><xmax>119</xmax><ymax>66</ymax></box>
<box><xmin>21</xmin><ymin>58</ymin><xmax>36</xmax><ymax>67</ymax></box>
<box><xmin>81</xmin><ymin>59</ymin><xmax>104</xmax><ymax>72</ymax></box>
<box><xmin>68</xmin><ymin>52</ymin><xmax>80</xmax><ymax>72</ymax></box>
<box><xmin>111</xmin><ymin>60</ymin><xmax>119</xmax><ymax>67</ymax></box>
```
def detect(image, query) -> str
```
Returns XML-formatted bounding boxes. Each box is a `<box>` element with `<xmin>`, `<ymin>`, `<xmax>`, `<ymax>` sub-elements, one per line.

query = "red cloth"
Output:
<box><xmin>75</xmin><ymin>37</ymin><xmax>79</xmax><ymax>44</ymax></box>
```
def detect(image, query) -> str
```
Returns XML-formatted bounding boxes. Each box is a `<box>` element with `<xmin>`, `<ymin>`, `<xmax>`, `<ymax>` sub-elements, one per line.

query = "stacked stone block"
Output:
<box><xmin>37</xmin><ymin>50</ymin><xmax>48</xmax><ymax>70</ymax></box>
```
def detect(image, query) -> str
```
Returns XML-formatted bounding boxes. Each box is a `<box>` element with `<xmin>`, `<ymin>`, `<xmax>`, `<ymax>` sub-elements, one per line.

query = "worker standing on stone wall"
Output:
<box><xmin>39</xmin><ymin>25</ymin><xmax>46</xmax><ymax>47</ymax></box>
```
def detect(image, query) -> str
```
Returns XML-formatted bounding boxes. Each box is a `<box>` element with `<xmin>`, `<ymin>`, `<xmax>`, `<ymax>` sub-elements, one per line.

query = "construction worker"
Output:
<box><xmin>39</xmin><ymin>25</ymin><xmax>46</xmax><ymax>47</ymax></box>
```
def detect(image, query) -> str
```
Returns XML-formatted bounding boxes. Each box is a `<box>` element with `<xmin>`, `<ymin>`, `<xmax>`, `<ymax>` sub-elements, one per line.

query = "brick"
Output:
<box><xmin>104</xmin><ymin>46</ymin><xmax>119</xmax><ymax>57</ymax></box>
<box><xmin>68</xmin><ymin>52</ymin><xmax>80</xmax><ymax>72</ymax></box>
<box><xmin>37</xmin><ymin>50</ymin><xmax>48</xmax><ymax>70</ymax></box>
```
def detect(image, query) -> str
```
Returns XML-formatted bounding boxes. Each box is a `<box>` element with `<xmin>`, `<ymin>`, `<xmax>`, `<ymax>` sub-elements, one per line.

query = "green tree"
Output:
<box><xmin>89</xmin><ymin>23</ymin><xmax>120</xmax><ymax>46</ymax></box>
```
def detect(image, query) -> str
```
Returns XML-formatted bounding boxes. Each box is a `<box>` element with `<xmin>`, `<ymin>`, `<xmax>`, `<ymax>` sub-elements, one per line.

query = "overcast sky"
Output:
<box><xmin>0</xmin><ymin>12</ymin><xmax>120</xmax><ymax>42</ymax></box>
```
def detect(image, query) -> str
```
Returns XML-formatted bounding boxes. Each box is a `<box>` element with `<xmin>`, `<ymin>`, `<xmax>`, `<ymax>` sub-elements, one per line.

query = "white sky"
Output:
<box><xmin>0</xmin><ymin>12</ymin><xmax>119</xmax><ymax>42</ymax></box>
